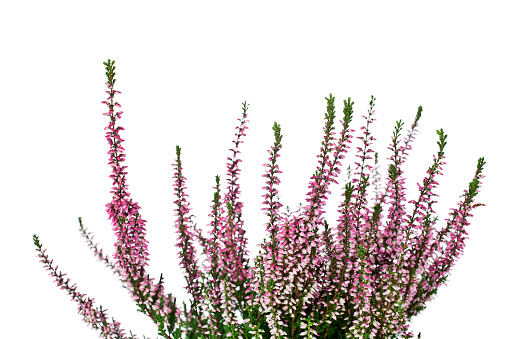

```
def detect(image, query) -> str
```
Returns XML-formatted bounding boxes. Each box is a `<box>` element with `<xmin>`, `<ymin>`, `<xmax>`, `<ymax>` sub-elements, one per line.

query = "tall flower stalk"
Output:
<box><xmin>33</xmin><ymin>59</ymin><xmax>486</xmax><ymax>339</ymax></box>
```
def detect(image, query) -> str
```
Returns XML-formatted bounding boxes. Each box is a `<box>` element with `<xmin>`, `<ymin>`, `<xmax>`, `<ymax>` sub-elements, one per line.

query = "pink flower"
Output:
<box><xmin>33</xmin><ymin>60</ymin><xmax>486</xmax><ymax>339</ymax></box>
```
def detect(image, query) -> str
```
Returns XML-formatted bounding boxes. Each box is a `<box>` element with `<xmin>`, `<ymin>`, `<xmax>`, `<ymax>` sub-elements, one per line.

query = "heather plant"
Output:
<box><xmin>33</xmin><ymin>59</ymin><xmax>486</xmax><ymax>339</ymax></box>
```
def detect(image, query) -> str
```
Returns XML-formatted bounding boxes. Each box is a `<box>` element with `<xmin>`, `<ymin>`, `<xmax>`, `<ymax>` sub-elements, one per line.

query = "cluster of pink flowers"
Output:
<box><xmin>33</xmin><ymin>59</ymin><xmax>486</xmax><ymax>339</ymax></box>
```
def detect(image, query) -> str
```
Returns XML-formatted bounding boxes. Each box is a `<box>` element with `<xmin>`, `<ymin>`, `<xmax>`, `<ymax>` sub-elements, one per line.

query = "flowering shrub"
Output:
<box><xmin>33</xmin><ymin>59</ymin><xmax>486</xmax><ymax>339</ymax></box>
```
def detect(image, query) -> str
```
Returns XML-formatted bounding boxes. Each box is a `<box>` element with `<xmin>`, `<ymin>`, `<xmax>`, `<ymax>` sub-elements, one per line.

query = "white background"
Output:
<box><xmin>2</xmin><ymin>1</ymin><xmax>507</xmax><ymax>338</ymax></box>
